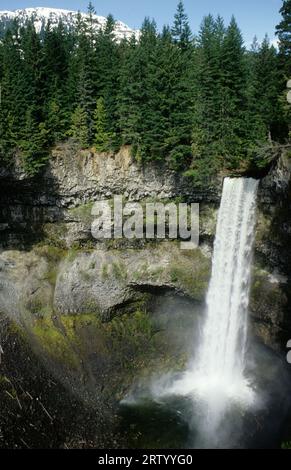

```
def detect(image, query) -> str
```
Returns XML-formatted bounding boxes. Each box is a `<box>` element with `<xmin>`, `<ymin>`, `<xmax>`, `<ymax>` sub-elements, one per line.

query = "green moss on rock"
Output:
<box><xmin>32</xmin><ymin>317</ymin><xmax>80</xmax><ymax>369</ymax></box>
<box><xmin>169</xmin><ymin>249</ymin><xmax>211</xmax><ymax>300</ymax></box>
<box><xmin>27</xmin><ymin>307</ymin><xmax>187</xmax><ymax>400</ymax></box>
<box><xmin>68</xmin><ymin>202</ymin><xmax>94</xmax><ymax>225</ymax></box>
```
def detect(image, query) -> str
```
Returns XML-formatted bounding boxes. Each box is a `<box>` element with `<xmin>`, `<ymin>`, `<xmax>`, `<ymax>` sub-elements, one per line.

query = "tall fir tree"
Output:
<box><xmin>276</xmin><ymin>0</ymin><xmax>291</xmax><ymax>76</ymax></box>
<box><xmin>219</xmin><ymin>16</ymin><xmax>248</xmax><ymax>165</ymax></box>
<box><xmin>21</xmin><ymin>21</ymin><xmax>45</xmax><ymax>124</ymax></box>
<box><xmin>95</xmin><ymin>14</ymin><xmax>120</xmax><ymax>146</ymax></box>
<box><xmin>253</xmin><ymin>36</ymin><xmax>280</xmax><ymax>141</ymax></box>
<box><xmin>276</xmin><ymin>0</ymin><xmax>291</xmax><ymax>138</ymax></box>
<box><xmin>94</xmin><ymin>97</ymin><xmax>114</xmax><ymax>151</ymax></box>
<box><xmin>69</xmin><ymin>105</ymin><xmax>89</xmax><ymax>148</ymax></box>
<box><xmin>118</xmin><ymin>35</ymin><xmax>143</xmax><ymax>149</ymax></box>
<box><xmin>20</xmin><ymin>109</ymin><xmax>50</xmax><ymax>174</ymax></box>
<box><xmin>43</xmin><ymin>21</ymin><xmax>71</xmax><ymax>142</ymax></box>
<box><xmin>171</xmin><ymin>1</ymin><xmax>192</xmax><ymax>48</ymax></box>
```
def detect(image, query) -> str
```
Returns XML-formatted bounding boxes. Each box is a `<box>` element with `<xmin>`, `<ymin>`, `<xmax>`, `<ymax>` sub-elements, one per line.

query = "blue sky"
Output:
<box><xmin>0</xmin><ymin>0</ymin><xmax>283</xmax><ymax>45</ymax></box>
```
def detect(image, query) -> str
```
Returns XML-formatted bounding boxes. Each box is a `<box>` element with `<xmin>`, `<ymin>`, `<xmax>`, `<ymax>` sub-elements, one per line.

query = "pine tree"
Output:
<box><xmin>94</xmin><ymin>97</ymin><xmax>114</xmax><ymax>151</ymax></box>
<box><xmin>0</xmin><ymin>22</ymin><xmax>27</xmax><ymax>150</ymax></box>
<box><xmin>276</xmin><ymin>0</ymin><xmax>291</xmax><ymax>75</ymax></box>
<box><xmin>0</xmin><ymin>2</ymin><xmax>287</xmax><ymax>177</ymax></box>
<box><xmin>87</xmin><ymin>2</ymin><xmax>97</xmax><ymax>28</ymax></box>
<box><xmin>165</xmin><ymin>31</ymin><xmax>194</xmax><ymax>168</ymax></box>
<box><xmin>118</xmin><ymin>19</ymin><xmax>159</xmax><ymax>158</ymax></box>
<box><xmin>95</xmin><ymin>14</ymin><xmax>120</xmax><ymax>146</ymax></box>
<box><xmin>20</xmin><ymin>109</ymin><xmax>50</xmax><ymax>174</ymax></box>
<box><xmin>140</xmin><ymin>19</ymin><xmax>165</xmax><ymax>159</ymax></box>
<box><xmin>275</xmin><ymin>0</ymin><xmax>291</xmax><ymax>139</ymax></box>
<box><xmin>171</xmin><ymin>1</ymin><xmax>192</xmax><ymax>48</ymax></box>
<box><xmin>69</xmin><ymin>105</ymin><xmax>89</xmax><ymax>148</ymax></box>
<box><xmin>43</xmin><ymin>21</ymin><xmax>71</xmax><ymax>141</ymax></box>
<box><xmin>46</xmin><ymin>96</ymin><xmax>70</xmax><ymax>143</ymax></box>
<box><xmin>253</xmin><ymin>36</ymin><xmax>280</xmax><ymax>141</ymax></box>
<box><xmin>21</xmin><ymin>21</ymin><xmax>45</xmax><ymax>123</ymax></box>
<box><xmin>118</xmin><ymin>36</ymin><xmax>142</xmax><ymax>148</ymax></box>
<box><xmin>192</xmin><ymin>16</ymin><xmax>225</xmax><ymax>154</ymax></box>
<box><xmin>219</xmin><ymin>16</ymin><xmax>248</xmax><ymax>165</ymax></box>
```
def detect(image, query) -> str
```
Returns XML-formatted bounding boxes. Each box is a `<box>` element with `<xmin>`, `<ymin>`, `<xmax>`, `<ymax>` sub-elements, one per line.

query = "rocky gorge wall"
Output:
<box><xmin>0</xmin><ymin>144</ymin><xmax>291</xmax><ymax>447</ymax></box>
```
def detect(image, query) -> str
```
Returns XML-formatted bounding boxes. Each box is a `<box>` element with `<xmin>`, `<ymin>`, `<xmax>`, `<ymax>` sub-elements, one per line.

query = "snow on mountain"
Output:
<box><xmin>0</xmin><ymin>7</ymin><xmax>139</xmax><ymax>40</ymax></box>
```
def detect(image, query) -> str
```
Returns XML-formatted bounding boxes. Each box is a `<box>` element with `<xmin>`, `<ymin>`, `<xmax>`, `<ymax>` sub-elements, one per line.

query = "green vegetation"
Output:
<box><xmin>0</xmin><ymin>2</ymin><xmax>290</xmax><ymax>179</ymax></box>
<box><xmin>32</xmin><ymin>316</ymin><xmax>80</xmax><ymax>368</ymax></box>
<box><xmin>94</xmin><ymin>97</ymin><xmax>115</xmax><ymax>151</ymax></box>
<box><xmin>29</xmin><ymin>309</ymin><xmax>186</xmax><ymax>399</ymax></box>
<box><xmin>68</xmin><ymin>201</ymin><xmax>94</xmax><ymax>225</ymax></box>
<box><xmin>42</xmin><ymin>223</ymin><xmax>68</xmax><ymax>248</ymax></box>
<box><xmin>169</xmin><ymin>249</ymin><xmax>211</xmax><ymax>300</ymax></box>
<box><xmin>101</xmin><ymin>263</ymin><xmax>109</xmax><ymax>280</ymax></box>
<box><xmin>112</xmin><ymin>261</ymin><xmax>128</xmax><ymax>281</ymax></box>
<box><xmin>282</xmin><ymin>441</ymin><xmax>291</xmax><ymax>449</ymax></box>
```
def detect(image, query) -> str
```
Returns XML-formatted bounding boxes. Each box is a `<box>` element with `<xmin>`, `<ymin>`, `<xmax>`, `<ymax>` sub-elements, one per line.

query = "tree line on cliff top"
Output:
<box><xmin>0</xmin><ymin>1</ymin><xmax>290</xmax><ymax>181</ymax></box>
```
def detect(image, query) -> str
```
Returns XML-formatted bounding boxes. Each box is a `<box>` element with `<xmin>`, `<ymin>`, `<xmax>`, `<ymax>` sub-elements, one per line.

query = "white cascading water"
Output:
<box><xmin>167</xmin><ymin>177</ymin><xmax>259</xmax><ymax>443</ymax></box>
<box><xmin>196</xmin><ymin>177</ymin><xmax>259</xmax><ymax>393</ymax></box>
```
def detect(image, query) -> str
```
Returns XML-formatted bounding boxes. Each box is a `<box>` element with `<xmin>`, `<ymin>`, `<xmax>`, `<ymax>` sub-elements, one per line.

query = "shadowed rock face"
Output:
<box><xmin>253</xmin><ymin>152</ymin><xmax>291</xmax><ymax>350</ymax></box>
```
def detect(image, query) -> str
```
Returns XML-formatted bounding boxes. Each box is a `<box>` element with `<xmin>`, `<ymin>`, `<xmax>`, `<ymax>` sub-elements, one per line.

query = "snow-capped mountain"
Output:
<box><xmin>0</xmin><ymin>7</ymin><xmax>139</xmax><ymax>40</ymax></box>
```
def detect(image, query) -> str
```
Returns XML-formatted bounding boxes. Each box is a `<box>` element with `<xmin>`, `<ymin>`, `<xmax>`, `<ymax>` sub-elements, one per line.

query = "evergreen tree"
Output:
<box><xmin>69</xmin><ymin>105</ymin><xmax>89</xmax><ymax>148</ymax></box>
<box><xmin>219</xmin><ymin>16</ymin><xmax>248</xmax><ymax>165</ymax></box>
<box><xmin>20</xmin><ymin>109</ymin><xmax>50</xmax><ymax>174</ymax></box>
<box><xmin>95</xmin><ymin>14</ymin><xmax>120</xmax><ymax>146</ymax></box>
<box><xmin>118</xmin><ymin>18</ymin><xmax>159</xmax><ymax>158</ymax></box>
<box><xmin>66</xmin><ymin>10</ymin><xmax>98</xmax><ymax>145</ymax></box>
<box><xmin>276</xmin><ymin>0</ymin><xmax>291</xmax><ymax>139</ymax></box>
<box><xmin>87</xmin><ymin>1</ymin><xmax>97</xmax><ymax>35</ymax></box>
<box><xmin>276</xmin><ymin>0</ymin><xmax>291</xmax><ymax>75</ymax></box>
<box><xmin>171</xmin><ymin>1</ymin><xmax>192</xmax><ymax>47</ymax></box>
<box><xmin>21</xmin><ymin>21</ymin><xmax>45</xmax><ymax>123</ymax></box>
<box><xmin>118</xmin><ymin>35</ymin><xmax>143</xmax><ymax>148</ymax></box>
<box><xmin>0</xmin><ymin>22</ymin><xmax>27</xmax><ymax>151</ymax></box>
<box><xmin>192</xmin><ymin>15</ymin><xmax>225</xmax><ymax>155</ymax></box>
<box><xmin>94</xmin><ymin>97</ymin><xmax>114</xmax><ymax>151</ymax></box>
<box><xmin>43</xmin><ymin>21</ymin><xmax>71</xmax><ymax>141</ymax></box>
<box><xmin>0</xmin><ymin>2</ymin><xmax>287</xmax><ymax>177</ymax></box>
<box><xmin>253</xmin><ymin>36</ymin><xmax>280</xmax><ymax>141</ymax></box>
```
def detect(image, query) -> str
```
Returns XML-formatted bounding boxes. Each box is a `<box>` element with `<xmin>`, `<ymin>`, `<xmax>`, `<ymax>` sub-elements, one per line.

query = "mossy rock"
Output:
<box><xmin>168</xmin><ymin>249</ymin><xmax>211</xmax><ymax>300</ymax></box>
<box><xmin>26</xmin><ymin>308</ymin><xmax>187</xmax><ymax>400</ymax></box>
<box><xmin>68</xmin><ymin>202</ymin><xmax>95</xmax><ymax>225</ymax></box>
<box><xmin>32</xmin><ymin>316</ymin><xmax>80</xmax><ymax>369</ymax></box>
<box><xmin>42</xmin><ymin>223</ymin><xmax>68</xmax><ymax>248</ymax></box>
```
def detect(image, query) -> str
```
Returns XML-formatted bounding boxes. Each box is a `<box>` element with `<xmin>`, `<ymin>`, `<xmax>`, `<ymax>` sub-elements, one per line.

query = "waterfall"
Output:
<box><xmin>195</xmin><ymin>177</ymin><xmax>259</xmax><ymax>394</ymax></box>
<box><xmin>124</xmin><ymin>176</ymin><xmax>261</xmax><ymax>447</ymax></box>
<box><xmin>167</xmin><ymin>177</ymin><xmax>259</xmax><ymax>442</ymax></box>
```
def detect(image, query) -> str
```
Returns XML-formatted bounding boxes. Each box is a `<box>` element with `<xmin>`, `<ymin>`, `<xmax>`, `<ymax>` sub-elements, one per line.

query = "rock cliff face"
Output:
<box><xmin>252</xmin><ymin>151</ymin><xmax>291</xmax><ymax>350</ymax></box>
<box><xmin>0</xmin><ymin>144</ymin><xmax>220</xmax><ymax>249</ymax></box>
<box><xmin>0</xmin><ymin>145</ymin><xmax>290</xmax><ymax>435</ymax></box>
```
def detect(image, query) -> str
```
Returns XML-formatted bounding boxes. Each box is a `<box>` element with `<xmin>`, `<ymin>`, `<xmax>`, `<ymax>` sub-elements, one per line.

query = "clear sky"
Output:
<box><xmin>0</xmin><ymin>0</ymin><xmax>283</xmax><ymax>46</ymax></box>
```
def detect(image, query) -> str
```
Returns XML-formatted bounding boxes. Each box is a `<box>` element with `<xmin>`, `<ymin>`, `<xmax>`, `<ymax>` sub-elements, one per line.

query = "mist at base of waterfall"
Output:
<box><xmin>119</xmin><ymin>341</ymin><xmax>291</xmax><ymax>449</ymax></box>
